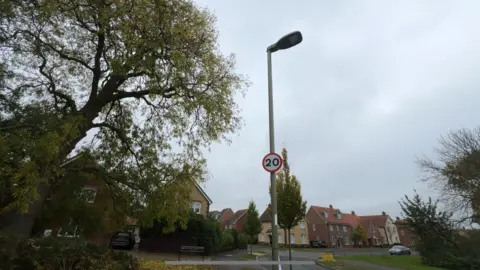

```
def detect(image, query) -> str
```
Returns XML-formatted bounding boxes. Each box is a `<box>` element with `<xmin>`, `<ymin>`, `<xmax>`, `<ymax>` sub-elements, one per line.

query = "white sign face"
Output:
<box><xmin>262</xmin><ymin>153</ymin><xmax>283</xmax><ymax>173</ymax></box>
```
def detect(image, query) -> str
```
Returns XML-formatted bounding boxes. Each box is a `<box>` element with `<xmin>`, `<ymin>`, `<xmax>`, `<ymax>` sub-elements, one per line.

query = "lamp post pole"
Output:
<box><xmin>267</xmin><ymin>50</ymin><xmax>279</xmax><ymax>267</ymax></box>
<box><xmin>266</xmin><ymin>31</ymin><xmax>303</xmax><ymax>270</ymax></box>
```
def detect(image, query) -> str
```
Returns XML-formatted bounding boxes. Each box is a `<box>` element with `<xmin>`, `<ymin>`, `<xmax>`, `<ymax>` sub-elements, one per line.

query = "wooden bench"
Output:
<box><xmin>178</xmin><ymin>245</ymin><xmax>205</xmax><ymax>261</ymax></box>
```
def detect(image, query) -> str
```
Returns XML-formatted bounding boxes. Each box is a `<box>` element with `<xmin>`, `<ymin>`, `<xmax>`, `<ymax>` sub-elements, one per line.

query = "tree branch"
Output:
<box><xmin>23</xmin><ymin>30</ymin><xmax>93</xmax><ymax>72</ymax></box>
<box><xmin>89</xmin><ymin>22</ymin><xmax>106</xmax><ymax>100</ymax></box>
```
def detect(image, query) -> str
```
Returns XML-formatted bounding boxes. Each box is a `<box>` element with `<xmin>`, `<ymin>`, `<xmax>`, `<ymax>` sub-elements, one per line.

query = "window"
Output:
<box><xmin>410</xmin><ymin>239</ymin><xmax>416</xmax><ymax>245</ymax></box>
<box><xmin>329</xmin><ymin>224</ymin><xmax>333</xmax><ymax>231</ymax></box>
<box><xmin>343</xmin><ymin>225</ymin><xmax>347</xmax><ymax>232</ymax></box>
<box><xmin>336</xmin><ymin>210</ymin><xmax>342</xmax><ymax>219</ymax></box>
<box><xmin>401</xmin><ymin>230</ymin><xmax>405</xmax><ymax>235</ymax></box>
<box><xmin>336</xmin><ymin>225</ymin><xmax>339</xmax><ymax>231</ymax></box>
<box><xmin>260</xmin><ymin>234</ymin><xmax>264</xmax><ymax>242</ymax></box>
<box><xmin>57</xmin><ymin>219</ymin><xmax>78</xmax><ymax>238</ymax></box>
<box><xmin>301</xmin><ymin>234</ymin><xmax>307</xmax><ymax>244</ymax></box>
<box><xmin>312</xmin><ymin>224</ymin><xmax>316</xmax><ymax>231</ymax></box>
<box><xmin>300</xmin><ymin>222</ymin><xmax>305</xmax><ymax>229</ymax></box>
<box><xmin>324</xmin><ymin>210</ymin><xmax>328</xmax><ymax>218</ymax></box>
<box><xmin>78</xmin><ymin>187</ymin><xmax>97</xmax><ymax>203</ymax></box>
<box><xmin>344</xmin><ymin>237</ymin><xmax>350</xmax><ymax>245</ymax></box>
<box><xmin>278</xmin><ymin>234</ymin><xmax>283</xmax><ymax>243</ymax></box>
<box><xmin>191</xmin><ymin>202</ymin><xmax>201</xmax><ymax>214</ymax></box>
<box><xmin>316</xmin><ymin>235</ymin><xmax>320</xmax><ymax>240</ymax></box>
<box><xmin>290</xmin><ymin>233</ymin><xmax>295</xmax><ymax>244</ymax></box>
<box><xmin>43</xmin><ymin>229</ymin><xmax>52</xmax><ymax>237</ymax></box>
<box><xmin>269</xmin><ymin>224</ymin><xmax>272</xmax><ymax>229</ymax></box>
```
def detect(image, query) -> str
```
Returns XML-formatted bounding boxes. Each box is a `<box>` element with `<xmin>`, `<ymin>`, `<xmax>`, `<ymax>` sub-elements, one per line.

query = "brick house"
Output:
<box><xmin>38</xmin><ymin>154</ymin><xmax>213</xmax><ymax>247</ymax></box>
<box><xmin>226</xmin><ymin>209</ymin><xmax>248</xmax><ymax>232</ymax></box>
<box><xmin>189</xmin><ymin>183</ymin><xmax>213</xmax><ymax>216</ymax></box>
<box><xmin>257</xmin><ymin>205</ymin><xmax>309</xmax><ymax>246</ymax></box>
<box><xmin>359</xmin><ymin>215</ymin><xmax>383</xmax><ymax>246</ymax></box>
<box><xmin>359</xmin><ymin>212</ymin><xmax>400</xmax><ymax>246</ymax></box>
<box><xmin>209</xmin><ymin>208</ymin><xmax>235</xmax><ymax>230</ymax></box>
<box><xmin>395</xmin><ymin>217</ymin><xmax>419</xmax><ymax>247</ymax></box>
<box><xmin>306</xmin><ymin>205</ymin><xmax>359</xmax><ymax>248</ymax></box>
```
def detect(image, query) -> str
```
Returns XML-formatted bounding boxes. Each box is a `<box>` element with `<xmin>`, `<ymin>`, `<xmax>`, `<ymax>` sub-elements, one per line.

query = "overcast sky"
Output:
<box><xmin>190</xmin><ymin>0</ymin><xmax>480</xmax><ymax>218</ymax></box>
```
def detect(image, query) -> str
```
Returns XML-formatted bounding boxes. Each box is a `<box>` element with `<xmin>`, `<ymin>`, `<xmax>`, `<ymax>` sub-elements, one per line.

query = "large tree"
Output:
<box><xmin>244</xmin><ymin>200</ymin><xmax>262</xmax><ymax>255</ymax></box>
<box><xmin>418</xmin><ymin>128</ymin><xmax>480</xmax><ymax>225</ymax></box>
<box><xmin>275</xmin><ymin>148</ymin><xmax>307</xmax><ymax>268</ymax></box>
<box><xmin>0</xmin><ymin>0</ymin><xmax>248</xmax><ymax>237</ymax></box>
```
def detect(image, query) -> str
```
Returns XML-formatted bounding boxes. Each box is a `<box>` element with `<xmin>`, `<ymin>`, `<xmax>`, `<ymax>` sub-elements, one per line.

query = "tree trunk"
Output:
<box><xmin>288</xmin><ymin>228</ymin><xmax>292</xmax><ymax>270</ymax></box>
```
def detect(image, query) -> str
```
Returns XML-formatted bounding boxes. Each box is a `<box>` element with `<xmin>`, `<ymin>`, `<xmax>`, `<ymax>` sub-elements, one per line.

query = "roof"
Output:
<box><xmin>210</xmin><ymin>208</ymin><xmax>233</xmax><ymax>220</ymax></box>
<box><xmin>259</xmin><ymin>206</ymin><xmax>272</xmax><ymax>222</ymax></box>
<box><xmin>311</xmin><ymin>205</ymin><xmax>360</xmax><ymax>227</ymax></box>
<box><xmin>359</xmin><ymin>215</ymin><xmax>389</xmax><ymax>227</ymax></box>
<box><xmin>228</xmin><ymin>209</ymin><xmax>248</xmax><ymax>225</ymax></box>
<box><xmin>195</xmin><ymin>182</ymin><xmax>213</xmax><ymax>204</ymax></box>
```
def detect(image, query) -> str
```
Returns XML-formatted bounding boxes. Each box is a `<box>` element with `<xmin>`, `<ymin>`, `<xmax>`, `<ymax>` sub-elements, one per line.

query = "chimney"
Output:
<box><xmin>382</xmin><ymin>211</ymin><xmax>386</xmax><ymax>216</ymax></box>
<box><xmin>351</xmin><ymin>211</ymin><xmax>356</xmax><ymax>216</ymax></box>
<box><xmin>329</xmin><ymin>204</ymin><xmax>333</xmax><ymax>209</ymax></box>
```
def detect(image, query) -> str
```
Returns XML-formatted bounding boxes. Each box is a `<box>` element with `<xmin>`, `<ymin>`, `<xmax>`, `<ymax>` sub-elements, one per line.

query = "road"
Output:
<box><xmin>211</xmin><ymin>249</ymin><xmax>329</xmax><ymax>270</ymax></box>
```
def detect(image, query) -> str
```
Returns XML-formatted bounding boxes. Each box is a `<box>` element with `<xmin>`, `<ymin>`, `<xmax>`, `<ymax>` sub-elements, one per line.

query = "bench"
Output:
<box><xmin>178</xmin><ymin>245</ymin><xmax>205</xmax><ymax>261</ymax></box>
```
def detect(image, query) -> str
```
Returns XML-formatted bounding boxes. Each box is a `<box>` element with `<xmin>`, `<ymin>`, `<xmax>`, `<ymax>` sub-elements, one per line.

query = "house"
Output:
<box><xmin>226</xmin><ymin>209</ymin><xmax>248</xmax><ymax>232</ymax></box>
<box><xmin>190</xmin><ymin>183</ymin><xmax>213</xmax><ymax>216</ymax></box>
<box><xmin>359</xmin><ymin>215</ymin><xmax>383</xmax><ymax>246</ymax></box>
<box><xmin>257</xmin><ymin>205</ymin><xmax>309</xmax><ymax>246</ymax></box>
<box><xmin>38</xmin><ymin>155</ymin><xmax>213</xmax><ymax>246</ymax></box>
<box><xmin>395</xmin><ymin>217</ymin><xmax>419</xmax><ymax>247</ymax></box>
<box><xmin>210</xmin><ymin>208</ymin><xmax>235</xmax><ymax>230</ymax></box>
<box><xmin>359</xmin><ymin>212</ymin><xmax>400</xmax><ymax>246</ymax></box>
<box><xmin>306</xmin><ymin>205</ymin><xmax>359</xmax><ymax>248</ymax></box>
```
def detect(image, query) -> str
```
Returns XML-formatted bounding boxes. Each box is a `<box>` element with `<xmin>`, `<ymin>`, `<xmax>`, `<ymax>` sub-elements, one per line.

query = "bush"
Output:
<box><xmin>237</xmin><ymin>233</ymin><xmax>249</xmax><ymax>249</ymax></box>
<box><xmin>0</xmin><ymin>235</ymin><xmax>139</xmax><ymax>270</ymax></box>
<box><xmin>221</xmin><ymin>231</ymin><xmax>235</xmax><ymax>251</ymax></box>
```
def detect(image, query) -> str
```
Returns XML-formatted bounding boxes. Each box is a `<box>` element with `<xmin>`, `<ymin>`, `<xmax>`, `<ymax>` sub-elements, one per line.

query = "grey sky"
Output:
<box><xmin>193</xmin><ymin>0</ymin><xmax>480</xmax><ymax>218</ymax></box>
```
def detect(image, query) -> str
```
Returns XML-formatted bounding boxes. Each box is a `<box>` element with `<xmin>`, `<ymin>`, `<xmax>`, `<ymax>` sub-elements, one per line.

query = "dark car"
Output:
<box><xmin>110</xmin><ymin>231</ymin><xmax>135</xmax><ymax>250</ymax></box>
<box><xmin>310</xmin><ymin>240</ymin><xmax>328</xmax><ymax>248</ymax></box>
<box><xmin>389</xmin><ymin>245</ymin><xmax>411</xmax><ymax>255</ymax></box>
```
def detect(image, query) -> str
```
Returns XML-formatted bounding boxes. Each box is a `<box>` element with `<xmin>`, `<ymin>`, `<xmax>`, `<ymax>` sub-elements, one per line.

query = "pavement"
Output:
<box><xmin>211</xmin><ymin>248</ymin><xmax>329</xmax><ymax>270</ymax></box>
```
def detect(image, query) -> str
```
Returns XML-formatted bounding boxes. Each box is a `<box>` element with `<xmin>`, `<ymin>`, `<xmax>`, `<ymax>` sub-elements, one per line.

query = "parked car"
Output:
<box><xmin>110</xmin><ymin>231</ymin><xmax>135</xmax><ymax>250</ymax></box>
<box><xmin>310</xmin><ymin>240</ymin><xmax>328</xmax><ymax>248</ymax></box>
<box><xmin>389</xmin><ymin>245</ymin><xmax>411</xmax><ymax>255</ymax></box>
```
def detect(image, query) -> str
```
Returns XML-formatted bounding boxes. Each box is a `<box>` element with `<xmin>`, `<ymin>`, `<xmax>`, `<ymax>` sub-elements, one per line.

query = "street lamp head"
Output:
<box><xmin>267</xmin><ymin>31</ymin><xmax>303</xmax><ymax>53</ymax></box>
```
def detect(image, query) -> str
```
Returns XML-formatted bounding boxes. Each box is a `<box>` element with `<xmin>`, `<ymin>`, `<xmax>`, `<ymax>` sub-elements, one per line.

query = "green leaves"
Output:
<box><xmin>245</xmin><ymin>200</ymin><xmax>262</xmax><ymax>240</ymax></box>
<box><xmin>276</xmin><ymin>148</ymin><xmax>307</xmax><ymax>230</ymax></box>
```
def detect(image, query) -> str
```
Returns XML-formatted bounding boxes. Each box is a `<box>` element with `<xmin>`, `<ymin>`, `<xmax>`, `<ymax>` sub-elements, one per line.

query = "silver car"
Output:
<box><xmin>389</xmin><ymin>245</ymin><xmax>411</xmax><ymax>255</ymax></box>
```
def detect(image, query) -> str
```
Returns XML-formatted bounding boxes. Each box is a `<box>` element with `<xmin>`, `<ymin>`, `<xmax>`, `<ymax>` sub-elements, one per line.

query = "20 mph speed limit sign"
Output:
<box><xmin>262</xmin><ymin>152</ymin><xmax>283</xmax><ymax>173</ymax></box>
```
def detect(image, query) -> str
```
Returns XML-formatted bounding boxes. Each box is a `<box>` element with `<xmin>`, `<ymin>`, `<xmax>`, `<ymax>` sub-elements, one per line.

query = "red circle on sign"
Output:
<box><xmin>262</xmin><ymin>152</ymin><xmax>283</xmax><ymax>173</ymax></box>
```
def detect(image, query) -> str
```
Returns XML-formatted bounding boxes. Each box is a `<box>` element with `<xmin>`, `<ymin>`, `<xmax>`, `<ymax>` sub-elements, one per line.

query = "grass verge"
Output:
<box><xmin>240</xmin><ymin>254</ymin><xmax>258</xmax><ymax>260</ymax></box>
<box><xmin>341</xmin><ymin>255</ymin><xmax>445</xmax><ymax>270</ymax></box>
<box><xmin>318</xmin><ymin>260</ymin><xmax>367</xmax><ymax>270</ymax></box>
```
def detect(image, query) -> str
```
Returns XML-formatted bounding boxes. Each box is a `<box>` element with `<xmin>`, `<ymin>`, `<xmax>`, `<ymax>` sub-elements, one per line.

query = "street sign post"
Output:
<box><xmin>262</xmin><ymin>152</ymin><xmax>283</xmax><ymax>173</ymax></box>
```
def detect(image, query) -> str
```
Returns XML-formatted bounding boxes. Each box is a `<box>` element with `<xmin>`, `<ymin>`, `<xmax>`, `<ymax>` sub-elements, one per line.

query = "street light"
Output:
<box><xmin>266</xmin><ymin>31</ymin><xmax>303</xmax><ymax>270</ymax></box>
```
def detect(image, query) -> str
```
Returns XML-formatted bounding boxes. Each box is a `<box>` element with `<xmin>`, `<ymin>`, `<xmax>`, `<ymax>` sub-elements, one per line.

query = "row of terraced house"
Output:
<box><xmin>210</xmin><ymin>204</ymin><xmax>419</xmax><ymax>248</ymax></box>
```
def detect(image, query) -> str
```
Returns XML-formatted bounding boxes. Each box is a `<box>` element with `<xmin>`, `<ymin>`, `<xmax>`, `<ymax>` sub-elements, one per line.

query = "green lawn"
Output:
<box><xmin>240</xmin><ymin>254</ymin><xmax>258</xmax><ymax>260</ymax></box>
<box><xmin>341</xmin><ymin>255</ymin><xmax>445</xmax><ymax>270</ymax></box>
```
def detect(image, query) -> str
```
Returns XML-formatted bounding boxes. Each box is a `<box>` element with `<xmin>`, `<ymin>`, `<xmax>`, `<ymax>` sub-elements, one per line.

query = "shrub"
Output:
<box><xmin>237</xmin><ymin>233</ymin><xmax>249</xmax><ymax>249</ymax></box>
<box><xmin>1</xmin><ymin>235</ymin><xmax>139</xmax><ymax>270</ymax></box>
<box><xmin>221</xmin><ymin>231</ymin><xmax>235</xmax><ymax>251</ymax></box>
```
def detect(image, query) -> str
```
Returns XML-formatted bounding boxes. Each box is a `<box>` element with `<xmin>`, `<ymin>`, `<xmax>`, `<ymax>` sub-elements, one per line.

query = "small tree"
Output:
<box><xmin>351</xmin><ymin>226</ymin><xmax>367</xmax><ymax>247</ymax></box>
<box><xmin>244</xmin><ymin>200</ymin><xmax>262</xmax><ymax>254</ymax></box>
<box><xmin>276</xmin><ymin>148</ymin><xmax>307</xmax><ymax>269</ymax></box>
<box><xmin>399</xmin><ymin>192</ymin><xmax>467</xmax><ymax>268</ymax></box>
